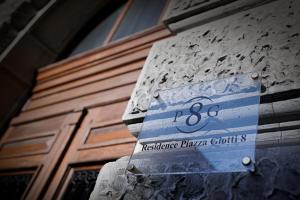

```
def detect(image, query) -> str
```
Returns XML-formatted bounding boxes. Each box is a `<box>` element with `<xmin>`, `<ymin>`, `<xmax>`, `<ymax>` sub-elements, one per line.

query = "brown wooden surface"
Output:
<box><xmin>11</xmin><ymin>27</ymin><xmax>170</xmax><ymax>126</ymax></box>
<box><xmin>44</xmin><ymin>103</ymin><xmax>137</xmax><ymax>199</ymax></box>
<box><xmin>26</xmin><ymin>70</ymin><xmax>141</xmax><ymax>110</ymax></box>
<box><xmin>0</xmin><ymin>21</ymin><xmax>171</xmax><ymax>199</ymax></box>
<box><xmin>37</xmin><ymin>26</ymin><xmax>169</xmax><ymax>81</ymax></box>
<box><xmin>0</xmin><ymin>112</ymin><xmax>83</xmax><ymax>200</ymax></box>
<box><xmin>32</xmin><ymin>61</ymin><xmax>143</xmax><ymax>100</ymax></box>
<box><xmin>34</xmin><ymin>48</ymin><xmax>149</xmax><ymax>92</ymax></box>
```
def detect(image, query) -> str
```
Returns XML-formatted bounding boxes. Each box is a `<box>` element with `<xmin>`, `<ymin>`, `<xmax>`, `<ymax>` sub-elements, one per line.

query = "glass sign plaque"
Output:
<box><xmin>127</xmin><ymin>74</ymin><xmax>261</xmax><ymax>175</ymax></box>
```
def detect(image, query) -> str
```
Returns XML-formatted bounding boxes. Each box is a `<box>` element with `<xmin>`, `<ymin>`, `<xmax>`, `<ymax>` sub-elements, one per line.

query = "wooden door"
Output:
<box><xmin>44</xmin><ymin>102</ymin><xmax>136</xmax><ymax>199</ymax></box>
<box><xmin>0</xmin><ymin>26</ymin><xmax>170</xmax><ymax>200</ymax></box>
<box><xmin>0</xmin><ymin>111</ymin><xmax>84</xmax><ymax>200</ymax></box>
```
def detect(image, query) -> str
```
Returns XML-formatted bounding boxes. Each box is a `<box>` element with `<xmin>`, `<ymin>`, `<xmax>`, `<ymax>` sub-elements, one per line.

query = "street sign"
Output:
<box><xmin>127</xmin><ymin>74</ymin><xmax>261</xmax><ymax>174</ymax></box>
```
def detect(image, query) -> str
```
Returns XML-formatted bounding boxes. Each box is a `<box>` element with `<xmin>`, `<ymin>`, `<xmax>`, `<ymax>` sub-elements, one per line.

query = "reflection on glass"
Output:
<box><xmin>70</xmin><ymin>5</ymin><xmax>124</xmax><ymax>56</ymax></box>
<box><xmin>128</xmin><ymin>74</ymin><xmax>261</xmax><ymax>175</ymax></box>
<box><xmin>111</xmin><ymin>0</ymin><xmax>166</xmax><ymax>41</ymax></box>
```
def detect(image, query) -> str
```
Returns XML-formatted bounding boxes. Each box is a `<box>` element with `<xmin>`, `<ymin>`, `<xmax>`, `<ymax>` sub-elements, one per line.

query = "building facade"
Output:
<box><xmin>0</xmin><ymin>0</ymin><xmax>299</xmax><ymax>199</ymax></box>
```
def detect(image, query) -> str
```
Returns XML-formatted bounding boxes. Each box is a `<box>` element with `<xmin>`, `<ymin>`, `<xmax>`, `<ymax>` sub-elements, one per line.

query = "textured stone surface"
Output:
<box><xmin>92</xmin><ymin>0</ymin><xmax>300</xmax><ymax>199</ymax></box>
<box><xmin>163</xmin><ymin>0</ymin><xmax>235</xmax><ymax>24</ymax></box>
<box><xmin>164</xmin><ymin>0</ymin><xmax>277</xmax><ymax>33</ymax></box>
<box><xmin>90</xmin><ymin>143</ymin><xmax>300</xmax><ymax>200</ymax></box>
<box><xmin>90</xmin><ymin>157</ymin><xmax>130</xmax><ymax>200</ymax></box>
<box><xmin>123</xmin><ymin>0</ymin><xmax>300</xmax><ymax>124</ymax></box>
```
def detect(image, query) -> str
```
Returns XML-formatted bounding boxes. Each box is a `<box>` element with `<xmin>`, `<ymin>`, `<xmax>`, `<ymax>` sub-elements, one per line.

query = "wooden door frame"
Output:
<box><xmin>0</xmin><ymin>111</ymin><xmax>86</xmax><ymax>200</ymax></box>
<box><xmin>44</xmin><ymin>107</ymin><xmax>136</xmax><ymax>199</ymax></box>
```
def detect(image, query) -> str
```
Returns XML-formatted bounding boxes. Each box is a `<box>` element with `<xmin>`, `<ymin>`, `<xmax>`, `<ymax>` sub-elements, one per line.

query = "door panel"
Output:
<box><xmin>0</xmin><ymin>111</ymin><xmax>84</xmax><ymax>200</ymax></box>
<box><xmin>0</xmin><ymin>134</ymin><xmax>56</xmax><ymax>158</ymax></box>
<box><xmin>44</xmin><ymin>102</ymin><xmax>136</xmax><ymax>199</ymax></box>
<box><xmin>84</xmin><ymin>123</ymin><xmax>132</xmax><ymax>146</ymax></box>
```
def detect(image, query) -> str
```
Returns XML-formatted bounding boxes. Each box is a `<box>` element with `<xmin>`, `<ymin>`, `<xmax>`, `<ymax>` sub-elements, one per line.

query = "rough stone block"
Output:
<box><xmin>123</xmin><ymin>0</ymin><xmax>300</xmax><ymax>126</ymax></box>
<box><xmin>91</xmin><ymin>144</ymin><xmax>300</xmax><ymax>199</ymax></box>
<box><xmin>282</xmin><ymin>129</ymin><xmax>300</xmax><ymax>143</ymax></box>
<box><xmin>163</xmin><ymin>0</ymin><xmax>235</xmax><ymax>24</ymax></box>
<box><xmin>166</xmin><ymin>0</ymin><xmax>275</xmax><ymax>33</ymax></box>
<box><xmin>280</xmin><ymin>120</ymin><xmax>300</xmax><ymax>129</ymax></box>
<box><xmin>89</xmin><ymin>157</ymin><xmax>129</xmax><ymax>200</ymax></box>
<box><xmin>256</xmin><ymin>131</ymin><xmax>281</xmax><ymax>146</ymax></box>
<box><xmin>273</xmin><ymin>98</ymin><xmax>300</xmax><ymax>118</ymax></box>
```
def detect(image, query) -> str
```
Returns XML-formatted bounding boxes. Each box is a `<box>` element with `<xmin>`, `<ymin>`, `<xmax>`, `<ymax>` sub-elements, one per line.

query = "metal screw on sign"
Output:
<box><xmin>251</xmin><ymin>73</ymin><xmax>259</xmax><ymax>80</ymax></box>
<box><xmin>126</xmin><ymin>164</ymin><xmax>141</xmax><ymax>174</ymax></box>
<box><xmin>242</xmin><ymin>156</ymin><xmax>252</xmax><ymax>166</ymax></box>
<box><xmin>153</xmin><ymin>90</ymin><xmax>160</xmax><ymax>98</ymax></box>
<box><xmin>127</xmin><ymin>164</ymin><xmax>135</xmax><ymax>172</ymax></box>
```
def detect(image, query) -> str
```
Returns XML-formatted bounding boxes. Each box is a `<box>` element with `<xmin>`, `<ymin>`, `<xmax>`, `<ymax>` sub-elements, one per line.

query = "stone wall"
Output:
<box><xmin>91</xmin><ymin>0</ymin><xmax>300</xmax><ymax>199</ymax></box>
<box><xmin>123</xmin><ymin>0</ymin><xmax>300</xmax><ymax>126</ymax></box>
<box><xmin>91</xmin><ymin>145</ymin><xmax>300</xmax><ymax>200</ymax></box>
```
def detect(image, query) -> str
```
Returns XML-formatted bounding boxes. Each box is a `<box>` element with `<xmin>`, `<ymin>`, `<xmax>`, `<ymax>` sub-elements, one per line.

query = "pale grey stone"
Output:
<box><xmin>123</xmin><ymin>0</ymin><xmax>300</xmax><ymax>126</ymax></box>
<box><xmin>281</xmin><ymin>129</ymin><xmax>300</xmax><ymax>143</ymax></box>
<box><xmin>280</xmin><ymin>120</ymin><xmax>300</xmax><ymax>129</ymax></box>
<box><xmin>258</xmin><ymin>123</ymin><xmax>280</xmax><ymax>133</ymax></box>
<box><xmin>91</xmin><ymin>130</ymin><xmax>300</xmax><ymax>200</ymax></box>
<box><xmin>89</xmin><ymin>157</ymin><xmax>130</xmax><ymax>200</ymax></box>
<box><xmin>259</xmin><ymin>103</ymin><xmax>274</xmax><ymax>119</ymax></box>
<box><xmin>273</xmin><ymin>97</ymin><xmax>300</xmax><ymax>117</ymax></box>
<box><xmin>127</xmin><ymin>123</ymin><xmax>142</xmax><ymax>138</ymax></box>
<box><xmin>166</xmin><ymin>0</ymin><xmax>275</xmax><ymax>32</ymax></box>
<box><xmin>256</xmin><ymin>131</ymin><xmax>281</xmax><ymax>146</ymax></box>
<box><xmin>163</xmin><ymin>0</ymin><xmax>234</xmax><ymax>24</ymax></box>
